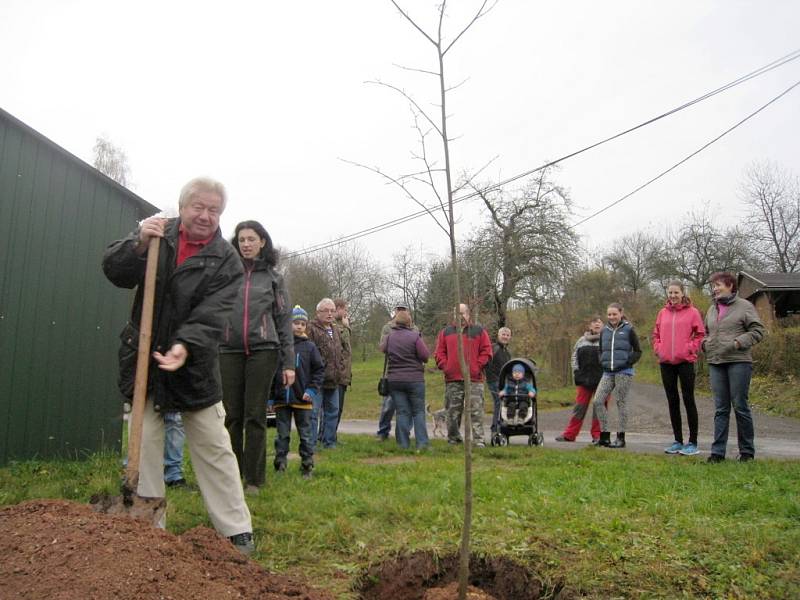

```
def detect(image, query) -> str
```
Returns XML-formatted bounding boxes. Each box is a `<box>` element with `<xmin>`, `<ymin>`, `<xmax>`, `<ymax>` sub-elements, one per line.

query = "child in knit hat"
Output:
<box><xmin>498</xmin><ymin>363</ymin><xmax>536</xmax><ymax>424</ymax></box>
<box><xmin>272</xmin><ymin>306</ymin><xmax>325</xmax><ymax>478</ymax></box>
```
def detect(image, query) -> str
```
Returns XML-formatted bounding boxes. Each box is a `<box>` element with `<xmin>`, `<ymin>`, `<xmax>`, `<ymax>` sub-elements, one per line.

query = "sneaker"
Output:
<box><xmin>165</xmin><ymin>478</ymin><xmax>187</xmax><ymax>488</ymax></box>
<box><xmin>302</xmin><ymin>469</ymin><xmax>313</xmax><ymax>480</ymax></box>
<box><xmin>737</xmin><ymin>454</ymin><xmax>755</xmax><ymax>462</ymax></box>
<box><xmin>664</xmin><ymin>441</ymin><xmax>684</xmax><ymax>454</ymax></box>
<box><xmin>591</xmin><ymin>438</ymin><xmax>600</xmax><ymax>446</ymax></box>
<box><xmin>274</xmin><ymin>463</ymin><xmax>287</xmax><ymax>473</ymax></box>
<box><xmin>229</xmin><ymin>532</ymin><xmax>255</xmax><ymax>556</ymax></box>
<box><xmin>707</xmin><ymin>454</ymin><xmax>725</xmax><ymax>463</ymax></box>
<box><xmin>679</xmin><ymin>443</ymin><xmax>699</xmax><ymax>456</ymax></box>
<box><xmin>448</xmin><ymin>439</ymin><xmax>463</xmax><ymax>445</ymax></box>
<box><xmin>555</xmin><ymin>435</ymin><xmax>575</xmax><ymax>442</ymax></box>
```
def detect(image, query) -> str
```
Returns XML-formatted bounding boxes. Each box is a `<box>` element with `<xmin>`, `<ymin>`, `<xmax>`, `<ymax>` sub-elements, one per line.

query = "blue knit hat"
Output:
<box><xmin>292</xmin><ymin>305</ymin><xmax>308</xmax><ymax>322</ymax></box>
<box><xmin>512</xmin><ymin>364</ymin><xmax>525</xmax><ymax>374</ymax></box>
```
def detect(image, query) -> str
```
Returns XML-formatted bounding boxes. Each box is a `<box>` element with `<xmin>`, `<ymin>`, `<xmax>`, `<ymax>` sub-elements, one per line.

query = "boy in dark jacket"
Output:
<box><xmin>556</xmin><ymin>317</ymin><xmax>606</xmax><ymax>443</ymax></box>
<box><xmin>273</xmin><ymin>306</ymin><xmax>324</xmax><ymax>478</ymax></box>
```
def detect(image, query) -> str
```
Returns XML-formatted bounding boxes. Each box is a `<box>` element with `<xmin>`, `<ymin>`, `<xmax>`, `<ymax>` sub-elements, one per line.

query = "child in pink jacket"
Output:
<box><xmin>652</xmin><ymin>281</ymin><xmax>705</xmax><ymax>456</ymax></box>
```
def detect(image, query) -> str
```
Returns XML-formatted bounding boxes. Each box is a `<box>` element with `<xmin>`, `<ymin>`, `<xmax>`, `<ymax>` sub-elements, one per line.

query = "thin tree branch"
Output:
<box><xmin>366</xmin><ymin>80</ymin><xmax>443</xmax><ymax>137</ymax></box>
<box><xmin>443</xmin><ymin>0</ymin><xmax>497</xmax><ymax>56</ymax></box>
<box><xmin>339</xmin><ymin>158</ymin><xmax>451</xmax><ymax>235</ymax></box>
<box><xmin>445</xmin><ymin>77</ymin><xmax>471</xmax><ymax>92</ymax></box>
<box><xmin>393</xmin><ymin>62</ymin><xmax>440</xmax><ymax>77</ymax></box>
<box><xmin>389</xmin><ymin>0</ymin><xmax>437</xmax><ymax>46</ymax></box>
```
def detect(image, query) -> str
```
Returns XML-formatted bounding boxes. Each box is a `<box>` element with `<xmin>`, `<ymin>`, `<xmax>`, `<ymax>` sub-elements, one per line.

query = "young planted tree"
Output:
<box><xmin>350</xmin><ymin>2</ymin><xmax>497</xmax><ymax>596</ymax></box>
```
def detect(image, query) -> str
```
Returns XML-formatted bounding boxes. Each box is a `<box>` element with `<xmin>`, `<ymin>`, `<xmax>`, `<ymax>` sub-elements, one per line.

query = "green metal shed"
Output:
<box><xmin>0</xmin><ymin>107</ymin><xmax>157</xmax><ymax>465</ymax></box>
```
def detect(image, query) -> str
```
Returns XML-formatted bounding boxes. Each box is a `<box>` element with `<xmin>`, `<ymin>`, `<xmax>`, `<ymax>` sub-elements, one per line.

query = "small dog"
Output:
<box><xmin>426</xmin><ymin>404</ymin><xmax>448</xmax><ymax>438</ymax></box>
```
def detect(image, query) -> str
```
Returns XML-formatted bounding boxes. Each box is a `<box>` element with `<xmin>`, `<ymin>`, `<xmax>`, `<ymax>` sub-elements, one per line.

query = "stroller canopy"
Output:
<box><xmin>497</xmin><ymin>357</ymin><xmax>537</xmax><ymax>384</ymax></box>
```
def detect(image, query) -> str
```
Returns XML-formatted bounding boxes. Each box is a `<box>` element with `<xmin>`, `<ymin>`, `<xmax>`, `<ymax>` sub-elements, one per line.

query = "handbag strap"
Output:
<box><xmin>382</xmin><ymin>332</ymin><xmax>390</xmax><ymax>376</ymax></box>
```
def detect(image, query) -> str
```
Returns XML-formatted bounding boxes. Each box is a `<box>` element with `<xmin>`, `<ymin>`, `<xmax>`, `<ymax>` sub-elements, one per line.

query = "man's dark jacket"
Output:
<box><xmin>102</xmin><ymin>218</ymin><xmax>243</xmax><ymax>412</ymax></box>
<box><xmin>484</xmin><ymin>342</ymin><xmax>511</xmax><ymax>384</ymax></box>
<box><xmin>306</xmin><ymin>319</ymin><xmax>346</xmax><ymax>389</ymax></box>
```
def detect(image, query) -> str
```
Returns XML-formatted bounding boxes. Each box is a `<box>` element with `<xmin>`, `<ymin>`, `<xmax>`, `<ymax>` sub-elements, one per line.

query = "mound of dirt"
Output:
<box><xmin>358</xmin><ymin>550</ymin><xmax>564</xmax><ymax>600</ymax></box>
<box><xmin>0</xmin><ymin>499</ymin><xmax>332</xmax><ymax>600</ymax></box>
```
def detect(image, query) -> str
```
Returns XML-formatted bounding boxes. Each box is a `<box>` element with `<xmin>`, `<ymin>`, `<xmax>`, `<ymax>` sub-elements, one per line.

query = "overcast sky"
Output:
<box><xmin>2</xmin><ymin>1</ymin><xmax>799</xmax><ymax>266</ymax></box>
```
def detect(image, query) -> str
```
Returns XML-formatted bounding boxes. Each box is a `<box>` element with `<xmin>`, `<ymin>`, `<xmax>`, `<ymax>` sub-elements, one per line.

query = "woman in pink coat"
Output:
<box><xmin>652</xmin><ymin>281</ymin><xmax>705</xmax><ymax>456</ymax></box>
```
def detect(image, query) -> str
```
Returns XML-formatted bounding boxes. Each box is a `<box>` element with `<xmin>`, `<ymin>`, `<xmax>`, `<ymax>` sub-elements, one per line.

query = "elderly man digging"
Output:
<box><xmin>102</xmin><ymin>176</ymin><xmax>254</xmax><ymax>555</ymax></box>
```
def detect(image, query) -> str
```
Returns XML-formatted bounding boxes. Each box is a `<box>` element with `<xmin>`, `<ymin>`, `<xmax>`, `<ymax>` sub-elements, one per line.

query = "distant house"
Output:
<box><xmin>0</xmin><ymin>107</ymin><xmax>158</xmax><ymax>465</ymax></box>
<box><xmin>737</xmin><ymin>271</ymin><xmax>800</xmax><ymax>328</ymax></box>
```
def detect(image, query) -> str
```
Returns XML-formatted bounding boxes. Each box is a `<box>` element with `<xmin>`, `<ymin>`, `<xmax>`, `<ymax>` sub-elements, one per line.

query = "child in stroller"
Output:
<box><xmin>491</xmin><ymin>358</ymin><xmax>544</xmax><ymax>446</ymax></box>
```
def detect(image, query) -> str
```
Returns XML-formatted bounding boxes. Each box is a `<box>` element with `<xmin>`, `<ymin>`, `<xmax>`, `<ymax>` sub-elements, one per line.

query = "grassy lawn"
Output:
<box><xmin>346</xmin><ymin>354</ymin><xmax>575</xmax><ymax>421</ymax></box>
<box><xmin>2</xmin><ymin>438</ymin><xmax>798</xmax><ymax>599</ymax></box>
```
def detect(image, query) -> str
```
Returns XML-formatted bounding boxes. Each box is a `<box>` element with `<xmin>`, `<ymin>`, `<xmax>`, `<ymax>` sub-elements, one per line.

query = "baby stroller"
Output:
<box><xmin>490</xmin><ymin>358</ymin><xmax>544</xmax><ymax>447</ymax></box>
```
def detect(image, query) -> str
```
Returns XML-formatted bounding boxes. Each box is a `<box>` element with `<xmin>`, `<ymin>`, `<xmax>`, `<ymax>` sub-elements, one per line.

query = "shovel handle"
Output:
<box><xmin>125</xmin><ymin>236</ymin><xmax>160</xmax><ymax>491</ymax></box>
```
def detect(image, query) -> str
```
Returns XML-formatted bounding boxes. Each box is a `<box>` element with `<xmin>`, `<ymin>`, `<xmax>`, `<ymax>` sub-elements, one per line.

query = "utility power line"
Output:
<box><xmin>286</xmin><ymin>48</ymin><xmax>800</xmax><ymax>258</ymax></box>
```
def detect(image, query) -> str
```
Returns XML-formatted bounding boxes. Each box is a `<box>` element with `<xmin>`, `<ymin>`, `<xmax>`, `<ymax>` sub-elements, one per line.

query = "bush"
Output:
<box><xmin>752</xmin><ymin>327</ymin><xmax>800</xmax><ymax>378</ymax></box>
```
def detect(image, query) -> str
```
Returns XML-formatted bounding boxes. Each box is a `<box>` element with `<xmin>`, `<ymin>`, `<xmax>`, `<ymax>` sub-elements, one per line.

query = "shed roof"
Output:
<box><xmin>0</xmin><ymin>106</ymin><xmax>157</xmax><ymax>216</ymax></box>
<box><xmin>739</xmin><ymin>271</ymin><xmax>800</xmax><ymax>291</ymax></box>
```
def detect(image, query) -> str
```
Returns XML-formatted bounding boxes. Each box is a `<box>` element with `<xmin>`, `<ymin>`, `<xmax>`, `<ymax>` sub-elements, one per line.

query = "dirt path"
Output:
<box><xmin>339</xmin><ymin>382</ymin><xmax>800</xmax><ymax>459</ymax></box>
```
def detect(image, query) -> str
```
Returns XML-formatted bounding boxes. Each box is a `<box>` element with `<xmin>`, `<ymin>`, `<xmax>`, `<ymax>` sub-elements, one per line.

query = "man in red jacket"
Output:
<box><xmin>434</xmin><ymin>304</ymin><xmax>493</xmax><ymax>447</ymax></box>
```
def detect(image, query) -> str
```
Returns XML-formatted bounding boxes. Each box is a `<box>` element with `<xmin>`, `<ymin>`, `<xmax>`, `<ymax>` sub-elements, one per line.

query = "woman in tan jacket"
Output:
<box><xmin>703</xmin><ymin>272</ymin><xmax>766</xmax><ymax>463</ymax></box>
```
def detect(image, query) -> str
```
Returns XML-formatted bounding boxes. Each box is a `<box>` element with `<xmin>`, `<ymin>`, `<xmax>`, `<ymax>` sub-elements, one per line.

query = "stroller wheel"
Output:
<box><xmin>527</xmin><ymin>435</ymin><xmax>537</xmax><ymax>446</ymax></box>
<box><xmin>499</xmin><ymin>435</ymin><xmax>509</xmax><ymax>447</ymax></box>
<box><xmin>490</xmin><ymin>434</ymin><xmax>499</xmax><ymax>447</ymax></box>
<box><xmin>536</xmin><ymin>432</ymin><xmax>544</xmax><ymax>446</ymax></box>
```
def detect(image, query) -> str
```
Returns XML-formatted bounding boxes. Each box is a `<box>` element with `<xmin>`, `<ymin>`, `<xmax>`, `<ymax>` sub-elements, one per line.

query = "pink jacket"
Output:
<box><xmin>652</xmin><ymin>300</ymin><xmax>705</xmax><ymax>365</ymax></box>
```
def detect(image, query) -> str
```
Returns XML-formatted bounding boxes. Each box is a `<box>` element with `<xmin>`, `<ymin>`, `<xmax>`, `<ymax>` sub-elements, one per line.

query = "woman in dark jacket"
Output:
<box><xmin>703</xmin><ymin>272</ymin><xmax>766</xmax><ymax>463</ymax></box>
<box><xmin>220</xmin><ymin>221</ymin><xmax>295</xmax><ymax>491</ymax></box>
<box><xmin>593</xmin><ymin>303</ymin><xmax>642</xmax><ymax>448</ymax></box>
<box><xmin>379</xmin><ymin>310</ymin><xmax>430</xmax><ymax>450</ymax></box>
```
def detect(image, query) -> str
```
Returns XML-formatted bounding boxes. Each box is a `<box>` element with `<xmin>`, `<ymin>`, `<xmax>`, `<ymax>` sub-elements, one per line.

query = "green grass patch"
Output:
<box><xmin>2</xmin><ymin>437</ymin><xmax>798</xmax><ymax>598</ymax></box>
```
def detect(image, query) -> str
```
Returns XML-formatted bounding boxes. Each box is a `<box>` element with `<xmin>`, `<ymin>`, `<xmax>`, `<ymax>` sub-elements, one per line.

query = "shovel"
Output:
<box><xmin>91</xmin><ymin>236</ymin><xmax>167</xmax><ymax>525</ymax></box>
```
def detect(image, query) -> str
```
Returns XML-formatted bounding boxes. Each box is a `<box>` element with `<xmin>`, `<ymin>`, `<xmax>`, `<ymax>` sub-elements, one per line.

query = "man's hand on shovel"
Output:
<box><xmin>154</xmin><ymin>344</ymin><xmax>188</xmax><ymax>371</ymax></box>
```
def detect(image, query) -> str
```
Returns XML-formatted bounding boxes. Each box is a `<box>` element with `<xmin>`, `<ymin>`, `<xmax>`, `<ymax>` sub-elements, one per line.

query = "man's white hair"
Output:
<box><xmin>178</xmin><ymin>176</ymin><xmax>227</xmax><ymax>211</ymax></box>
<box><xmin>498</xmin><ymin>327</ymin><xmax>511</xmax><ymax>335</ymax></box>
<box><xmin>316</xmin><ymin>297</ymin><xmax>335</xmax><ymax>311</ymax></box>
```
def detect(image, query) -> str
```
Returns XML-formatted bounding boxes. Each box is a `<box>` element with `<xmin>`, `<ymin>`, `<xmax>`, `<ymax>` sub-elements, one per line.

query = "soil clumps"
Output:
<box><xmin>0</xmin><ymin>499</ymin><xmax>332</xmax><ymax>600</ymax></box>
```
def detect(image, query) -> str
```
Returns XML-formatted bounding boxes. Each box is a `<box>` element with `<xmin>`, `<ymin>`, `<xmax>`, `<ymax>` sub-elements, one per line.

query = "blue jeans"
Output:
<box><xmin>709</xmin><ymin>362</ymin><xmax>755</xmax><ymax>457</ymax></box>
<box><xmin>389</xmin><ymin>381</ymin><xmax>429</xmax><ymax>450</ymax></box>
<box><xmin>274</xmin><ymin>406</ymin><xmax>313</xmax><ymax>471</ymax></box>
<box><xmin>487</xmin><ymin>381</ymin><xmax>501</xmax><ymax>433</ymax></box>
<box><xmin>376</xmin><ymin>394</ymin><xmax>395</xmax><ymax>438</ymax></box>
<box><xmin>311</xmin><ymin>387</ymin><xmax>340</xmax><ymax>449</ymax></box>
<box><xmin>163</xmin><ymin>411</ymin><xmax>185</xmax><ymax>483</ymax></box>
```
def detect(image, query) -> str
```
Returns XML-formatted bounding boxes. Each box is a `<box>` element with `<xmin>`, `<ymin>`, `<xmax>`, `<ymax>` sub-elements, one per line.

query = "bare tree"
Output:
<box><xmin>92</xmin><ymin>135</ymin><xmax>131</xmax><ymax>187</ymax></box>
<box><xmin>655</xmin><ymin>207</ymin><xmax>755</xmax><ymax>290</ymax></box>
<box><xmin>385</xmin><ymin>245</ymin><xmax>430</xmax><ymax>316</ymax></box>
<box><xmin>741</xmin><ymin>160</ymin><xmax>800</xmax><ymax>273</ymax></box>
<box><xmin>602</xmin><ymin>231</ymin><xmax>662</xmax><ymax>296</ymax></box>
<box><xmin>356</xmin><ymin>3</ymin><xmax>497</xmax><ymax>596</ymax></box>
<box><xmin>469</xmin><ymin>167</ymin><xmax>579</xmax><ymax>326</ymax></box>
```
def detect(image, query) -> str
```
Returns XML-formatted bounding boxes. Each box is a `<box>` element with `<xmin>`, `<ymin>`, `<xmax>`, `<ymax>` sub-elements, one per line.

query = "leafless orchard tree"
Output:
<box><xmin>655</xmin><ymin>207</ymin><xmax>755</xmax><ymax>291</ymax></box>
<box><xmin>602</xmin><ymin>231</ymin><xmax>662</xmax><ymax>296</ymax></box>
<box><xmin>92</xmin><ymin>135</ymin><xmax>131</xmax><ymax>187</ymax></box>
<box><xmin>347</xmin><ymin>2</ymin><xmax>497</xmax><ymax>596</ymax></box>
<box><xmin>469</xmin><ymin>167</ymin><xmax>579</xmax><ymax>327</ymax></box>
<box><xmin>386</xmin><ymin>245</ymin><xmax>430</xmax><ymax>316</ymax></box>
<box><xmin>741</xmin><ymin>160</ymin><xmax>800</xmax><ymax>273</ymax></box>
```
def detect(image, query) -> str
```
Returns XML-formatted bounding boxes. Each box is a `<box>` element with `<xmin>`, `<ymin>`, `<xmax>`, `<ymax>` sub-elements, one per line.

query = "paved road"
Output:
<box><xmin>339</xmin><ymin>381</ymin><xmax>800</xmax><ymax>460</ymax></box>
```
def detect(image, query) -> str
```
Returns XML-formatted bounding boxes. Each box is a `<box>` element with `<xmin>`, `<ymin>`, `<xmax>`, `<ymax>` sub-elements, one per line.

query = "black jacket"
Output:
<box><xmin>102</xmin><ymin>219</ymin><xmax>243</xmax><ymax>412</ymax></box>
<box><xmin>273</xmin><ymin>335</ymin><xmax>325</xmax><ymax>407</ymax></box>
<box><xmin>220</xmin><ymin>258</ymin><xmax>294</xmax><ymax>370</ymax></box>
<box><xmin>484</xmin><ymin>342</ymin><xmax>511</xmax><ymax>384</ymax></box>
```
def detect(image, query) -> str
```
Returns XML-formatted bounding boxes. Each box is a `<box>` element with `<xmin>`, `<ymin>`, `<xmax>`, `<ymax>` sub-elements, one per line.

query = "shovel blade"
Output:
<box><xmin>89</xmin><ymin>491</ymin><xmax>167</xmax><ymax>527</ymax></box>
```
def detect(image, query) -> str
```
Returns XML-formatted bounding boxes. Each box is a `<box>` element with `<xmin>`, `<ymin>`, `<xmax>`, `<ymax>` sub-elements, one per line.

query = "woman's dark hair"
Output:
<box><xmin>709</xmin><ymin>271</ymin><xmax>737</xmax><ymax>293</ymax></box>
<box><xmin>231</xmin><ymin>220</ymin><xmax>278</xmax><ymax>267</ymax></box>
